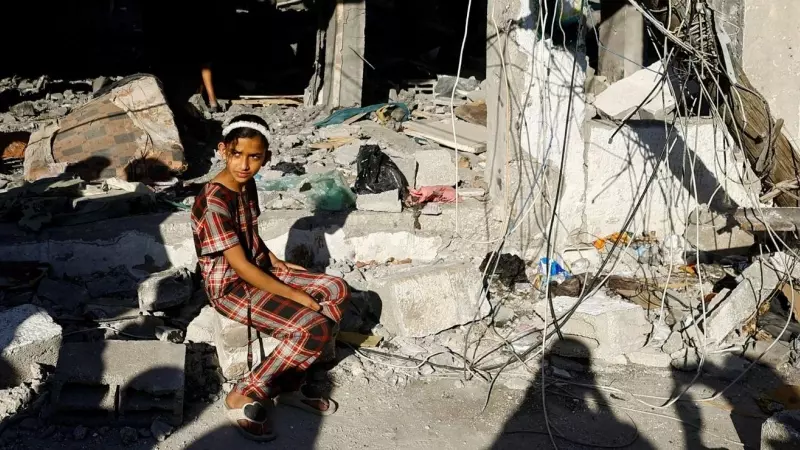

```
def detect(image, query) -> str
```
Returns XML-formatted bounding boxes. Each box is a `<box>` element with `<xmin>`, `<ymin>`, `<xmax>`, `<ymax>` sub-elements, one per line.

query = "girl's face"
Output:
<box><xmin>219</xmin><ymin>137</ymin><xmax>270</xmax><ymax>184</ymax></box>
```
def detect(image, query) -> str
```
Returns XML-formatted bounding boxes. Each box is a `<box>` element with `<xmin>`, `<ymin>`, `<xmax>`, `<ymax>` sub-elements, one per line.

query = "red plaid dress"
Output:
<box><xmin>191</xmin><ymin>180</ymin><xmax>349</xmax><ymax>400</ymax></box>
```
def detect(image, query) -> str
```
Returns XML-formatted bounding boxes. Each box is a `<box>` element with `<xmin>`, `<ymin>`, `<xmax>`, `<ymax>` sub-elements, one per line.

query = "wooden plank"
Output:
<box><xmin>402</xmin><ymin>118</ymin><xmax>487</xmax><ymax>154</ymax></box>
<box><xmin>731</xmin><ymin>207</ymin><xmax>800</xmax><ymax>232</ymax></box>
<box><xmin>231</xmin><ymin>98</ymin><xmax>303</xmax><ymax>106</ymax></box>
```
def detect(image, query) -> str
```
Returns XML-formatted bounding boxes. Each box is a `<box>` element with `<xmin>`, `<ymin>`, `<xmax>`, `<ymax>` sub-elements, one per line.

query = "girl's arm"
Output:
<box><xmin>223</xmin><ymin>244</ymin><xmax>320</xmax><ymax>311</ymax></box>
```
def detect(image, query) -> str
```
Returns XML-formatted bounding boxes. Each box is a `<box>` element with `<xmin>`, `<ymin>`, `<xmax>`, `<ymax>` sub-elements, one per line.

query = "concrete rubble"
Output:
<box><xmin>2</xmin><ymin>51</ymin><xmax>800</xmax><ymax>449</ymax></box>
<box><xmin>761</xmin><ymin>410</ymin><xmax>800</xmax><ymax>450</ymax></box>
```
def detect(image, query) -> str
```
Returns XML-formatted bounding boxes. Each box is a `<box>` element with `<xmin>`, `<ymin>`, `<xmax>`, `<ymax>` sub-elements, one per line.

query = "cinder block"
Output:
<box><xmin>51</xmin><ymin>341</ymin><xmax>185</xmax><ymax>426</ymax></box>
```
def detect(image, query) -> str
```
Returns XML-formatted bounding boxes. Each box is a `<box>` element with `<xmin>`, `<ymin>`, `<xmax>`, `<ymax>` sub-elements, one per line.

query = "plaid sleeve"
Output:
<box><xmin>197</xmin><ymin>197</ymin><xmax>240</xmax><ymax>256</ymax></box>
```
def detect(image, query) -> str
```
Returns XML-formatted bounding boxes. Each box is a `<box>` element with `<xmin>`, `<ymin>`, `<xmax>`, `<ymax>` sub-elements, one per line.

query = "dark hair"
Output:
<box><xmin>221</xmin><ymin>114</ymin><xmax>270</xmax><ymax>148</ymax></box>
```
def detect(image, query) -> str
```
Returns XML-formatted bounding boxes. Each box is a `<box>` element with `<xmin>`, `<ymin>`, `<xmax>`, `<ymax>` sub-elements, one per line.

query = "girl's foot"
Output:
<box><xmin>225</xmin><ymin>390</ymin><xmax>276</xmax><ymax>441</ymax></box>
<box><xmin>277</xmin><ymin>384</ymin><xmax>338</xmax><ymax>416</ymax></box>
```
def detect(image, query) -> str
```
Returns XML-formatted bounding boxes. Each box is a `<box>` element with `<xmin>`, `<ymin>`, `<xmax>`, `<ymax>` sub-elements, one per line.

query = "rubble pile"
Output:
<box><xmin>3</xmin><ymin>67</ymin><xmax>800</xmax><ymax>449</ymax></box>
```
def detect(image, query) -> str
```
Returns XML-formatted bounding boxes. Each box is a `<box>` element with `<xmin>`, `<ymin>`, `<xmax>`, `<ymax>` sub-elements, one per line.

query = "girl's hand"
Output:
<box><xmin>285</xmin><ymin>262</ymin><xmax>307</xmax><ymax>271</ymax></box>
<box><xmin>293</xmin><ymin>291</ymin><xmax>321</xmax><ymax>312</ymax></box>
<box><xmin>272</xmin><ymin>260</ymin><xmax>288</xmax><ymax>271</ymax></box>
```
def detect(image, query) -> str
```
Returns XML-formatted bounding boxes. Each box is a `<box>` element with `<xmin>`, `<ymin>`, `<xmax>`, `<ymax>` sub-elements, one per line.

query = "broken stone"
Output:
<box><xmin>36</xmin><ymin>278</ymin><xmax>89</xmax><ymax>311</ymax></box>
<box><xmin>761</xmin><ymin>410</ymin><xmax>800</xmax><ymax>450</ymax></box>
<box><xmin>684</xmin><ymin>205</ymin><xmax>755</xmax><ymax>252</ymax></box>
<box><xmin>256</xmin><ymin>168</ymin><xmax>284</xmax><ymax>181</ymax></box>
<box><xmin>415</xmin><ymin>150</ymin><xmax>457</xmax><ymax>187</ymax></box>
<box><xmin>333</xmin><ymin>142</ymin><xmax>361</xmax><ymax>166</ymax></box>
<box><xmin>457</xmin><ymin>187</ymin><xmax>485</xmax><ymax>198</ymax></box>
<box><xmin>593</xmin><ymin>61</ymin><xmax>676</xmax><ymax>120</ymax></box>
<box><xmin>215</xmin><ymin>335</ymin><xmax>280</xmax><ymax>381</ymax></box>
<box><xmin>138</xmin><ymin>267</ymin><xmax>193</xmax><ymax>312</ymax></box>
<box><xmin>155</xmin><ymin>326</ymin><xmax>185</xmax><ymax>343</ymax></box>
<box><xmin>0</xmin><ymin>304</ymin><xmax>62</xmax><ymax>387</ymax></box>
<box><xmin>535</xmin><ymin>293</ymin><xmax>650</xmax><ymax>361</ymax></box>
<box><xmin>660</xmin><ymin>332</ymin><xmax>685</xmax><ymax>355</ymax></box>
<box><xmin>356</xmin><ymin>190</ymin><xmax>402</xmax><ymax>213</ymax></box>
<box><xmin>368</xmin><ymin>262</ymin><xmax>489</xmax><ymax>337</ymax></box>
<box><xmin>10</xmin><ymin>101</ymin><xmax>36</xmax><ymax>117</ymax></box>
<box><xmin>705</xmin><ymin>258</ymin><xmax>784</xmax><ymax>345</ymax></box>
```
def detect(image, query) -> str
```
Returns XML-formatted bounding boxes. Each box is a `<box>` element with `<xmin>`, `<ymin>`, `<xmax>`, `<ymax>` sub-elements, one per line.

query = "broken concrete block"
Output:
<box><xmin>415</xmin><ymin>150</ymin><xmax>457</xmax><ymax>187</ymax></box>
<box><xmin>761</xmin><ymin>410</ymin><xmax>800</xmax><ymax>450</ymax></box>
<box><xmin>593</xmin><ymin>62</ymin><xmax>676</xmax><ymax>120</ymax></box>
<box><xmin>535</xmin><ymin>293</ymin><xmax>651</xmax><ymax>361</ymax></box>
<box><xmin>333</xmin><ymin>142</ymin><xmax>361</xmax><ymax>166</ymax></box>
<box><xmin>0</xmin><ymin>305</ymin><xmax>62</xmax><ymax>387</ymax></box>
<box><xmin>368</xmin><ymin>262</ymin><xmax>489</xmax><ymax>337</ymax></box>
<box><xmin>684</xmin><ymin>205</ymin><xmax>754</xmax><ymax>252</ymax></box>
<box><xmin>138</xmin><ymin>267</ymin><xmax>193</xmax><ymax>312</ymax></box>
<box><xmin>36</xmin><ymin>278</ymin><xmax>90</xmax><ymax>310</ymax></box>
<box><xmin>185</xmin><ymin>305</ymin><xmax>217</xmax><ymax>344</ymax></box>
<box><xmin>705</xmin><ymin>259</ymin><xmax>783</xmax><ymax>344</ymax></box>
<box><xmin>215</xmin><ymin>333</ymin><xmax>280</xmax><ymax>381</ymax></box>
<box><xmin>256</xmin><ymin>169</ymin><xmax>284</xmax><ymax>181</ymax></box>
<box><xmin>356</xmin><ymin>190</ymin><xmax>402</xmax><ymax>213</ymax></box>
<box><xmin>52</xmin><ymin>341</ymin><xmax>185</xmax><ymax>426</ymax></box>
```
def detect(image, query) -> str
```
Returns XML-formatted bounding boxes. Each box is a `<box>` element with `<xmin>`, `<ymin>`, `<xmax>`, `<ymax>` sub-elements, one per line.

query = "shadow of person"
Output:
<box><xmin>491</xmin><ymin>338</ymin><xmax>657</xmax><ymax>449</ymax></box>
<box><xmin>670</xmin><ymin>351</ymin><xmax>789</xmax><ymax>449</ymax></box>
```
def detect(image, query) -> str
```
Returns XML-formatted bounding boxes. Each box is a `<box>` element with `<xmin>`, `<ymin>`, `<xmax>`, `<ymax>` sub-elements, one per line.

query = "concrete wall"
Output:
<box><xmin>485</xmin><ymin>0</ymin><xmax>587</xmax><ymax>254</ymax></box>
<box><xmin>743</xmin><ymin>1</ymin><xmax>800</xmax><ymax>141</ymax></box>
<box><xmin>484</xmin><ymin>0</ymin><xmax>761</xmax><ymax>253</ymax></box>
<box><xmin>585</xmin><ymin>120</ymin><xmax>759</xmax><ymax>239</ymax></box>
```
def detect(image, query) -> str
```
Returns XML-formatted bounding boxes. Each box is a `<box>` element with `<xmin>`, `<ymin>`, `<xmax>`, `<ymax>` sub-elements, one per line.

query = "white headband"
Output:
<box><xmin>222</xmin><ymin>121</ymin><xmax>270</xmax><ymax>140</ymax></box>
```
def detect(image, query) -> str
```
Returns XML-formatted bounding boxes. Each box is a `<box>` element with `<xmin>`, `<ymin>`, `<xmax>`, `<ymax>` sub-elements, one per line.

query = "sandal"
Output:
<box><xmin>277</xmin><ymin>385</ymin><xmax>338</xmax><ymax>416</ymax></box>
<box><xmin>225</xmin><ymin>400</ymin><xmax>277</xmax><ymax>442</ymax></box>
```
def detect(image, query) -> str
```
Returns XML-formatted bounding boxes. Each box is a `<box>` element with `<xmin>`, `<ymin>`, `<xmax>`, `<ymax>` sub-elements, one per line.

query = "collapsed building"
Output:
<box><xmin>1</xmin><ymin>0</ymin><xmax>800</xmax><ymax>448</ymax></box>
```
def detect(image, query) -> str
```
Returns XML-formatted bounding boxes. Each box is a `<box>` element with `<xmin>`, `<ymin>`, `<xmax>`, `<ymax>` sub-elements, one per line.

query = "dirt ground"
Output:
<box><xmin>6</xmin><ymin>360</ymin><xmax>791</xmax><ymax>450</ymax></box>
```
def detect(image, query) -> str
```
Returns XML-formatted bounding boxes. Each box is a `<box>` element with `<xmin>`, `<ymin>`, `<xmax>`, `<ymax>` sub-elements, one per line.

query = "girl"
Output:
<box><xmin>191</xmin><ymin>114</ymin><xmax>349</xmax><ymax>441</ymax></box>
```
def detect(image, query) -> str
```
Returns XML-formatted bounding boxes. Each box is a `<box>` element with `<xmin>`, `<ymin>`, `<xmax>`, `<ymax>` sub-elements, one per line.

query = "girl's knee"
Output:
<box><xmin>305</xmin><ymin>319</ymin><xmax>333</xmax><ymax>352</ymax></box>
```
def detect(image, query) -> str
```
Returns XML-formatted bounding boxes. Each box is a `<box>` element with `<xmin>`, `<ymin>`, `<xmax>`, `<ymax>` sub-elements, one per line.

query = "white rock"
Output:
<box><xmin>593</xmin><ymin>62</ymin><xmax>676</xmax><ymax>119</ymax></box>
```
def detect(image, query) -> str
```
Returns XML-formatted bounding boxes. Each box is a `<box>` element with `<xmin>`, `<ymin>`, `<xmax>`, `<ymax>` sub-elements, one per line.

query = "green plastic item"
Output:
<box><xmin>256</xmin><ymin>171</ymin><xmax>356</xmax><ymax>212</ymax></box>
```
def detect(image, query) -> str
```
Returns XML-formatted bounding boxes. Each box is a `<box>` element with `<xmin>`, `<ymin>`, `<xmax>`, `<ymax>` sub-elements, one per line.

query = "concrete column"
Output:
<box><xmin>742</xmin><ymin>1</ymin><xmax>800</xmax><ymax>140</ymax></box>
<box><xmin>322</xmin><ymin>0</ymin><xmax>366</xmax><ymax>107</ymax></box>
<box><xmin>598</xmin><ymin>0</ymin><xmax>643</xmax><ymax>82</ymax></box>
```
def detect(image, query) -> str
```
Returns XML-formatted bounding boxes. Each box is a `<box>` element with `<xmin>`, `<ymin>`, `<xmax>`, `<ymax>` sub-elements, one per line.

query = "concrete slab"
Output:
<box><xmin>536</xmin><ymin>292</ymin><xmax>651</xmax><ymax>361</ymax></box>
<box><xmin>0</xmin><ymin>304</ymin><xmax>62</xmax><ymax>388</ymax></box>
<box><xmin>184</xmin><ymin>305</ymin><xmax>217</xmax><ymax>344</ymax></box>
<box><xmin>369</xmin><ymin>262</ymin><xmax>489</xmax><ymax>337</ymax></box>
<box><xmin>415</xmin><ymin>150</ymin><xmax>458</xmax><ymax>187</ymax></box>
<box><xmin>705</xmin><ymin>258</ymin><xmax>784</xmax><ymax>344</ymax></box>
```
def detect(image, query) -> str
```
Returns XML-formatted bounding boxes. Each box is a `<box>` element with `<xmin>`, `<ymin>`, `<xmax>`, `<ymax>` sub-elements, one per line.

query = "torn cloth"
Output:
<box><xmin>409</xmin><ymin>186</ymin><xmax>459</xmax><ymax>203</ymax></box>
